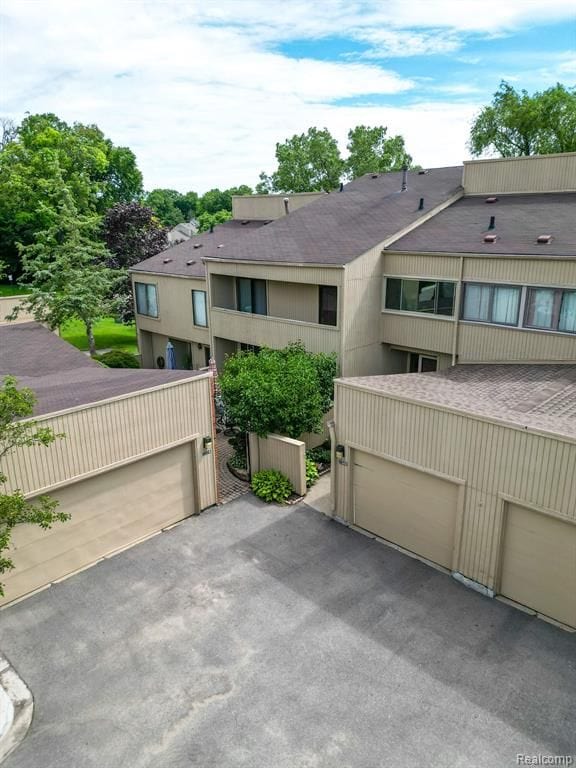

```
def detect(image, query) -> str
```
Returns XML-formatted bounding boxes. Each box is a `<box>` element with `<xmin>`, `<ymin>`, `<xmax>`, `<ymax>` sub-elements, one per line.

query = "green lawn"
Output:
<box><xmin>61</xmin><ymin>317</ymin><xmax>138</xmax><ymax>355</ymax></box>
<box><xmin>0</xmin><ymin>284</ymin><xmax>29</xmax><ymax>296</ymax></box>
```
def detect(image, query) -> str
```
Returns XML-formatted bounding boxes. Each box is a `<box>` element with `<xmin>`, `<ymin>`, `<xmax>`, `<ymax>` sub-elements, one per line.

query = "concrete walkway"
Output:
<box><xmin>1</xmin><ymin>496</ymin><xmax>575</xmax><ymax>767</ymax></box>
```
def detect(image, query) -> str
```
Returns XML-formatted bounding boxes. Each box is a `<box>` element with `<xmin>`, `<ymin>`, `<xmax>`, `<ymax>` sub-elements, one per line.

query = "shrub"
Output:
<box><xmin>306</xmin><ymin>457</ymin><xmax>319</xmax><ymax>488</ymax></box>
<box><xmin>228</xmin><ymin>451</ymin><xmax>247</xmax><ymax>470</ymax></box>
<box><xmin>251</xmin><ymin>469</ymin><xmax>293</xmax><ymax>503</ymax></box>
<box><xmin>307</xmin><ymin>447</ymin><xmax>331</xmax><ymax>466</ymax></box>
<box><xmin>94</xmin><ymin>350</ymin><xmax>140</xmax><ymax>368</ymax></box>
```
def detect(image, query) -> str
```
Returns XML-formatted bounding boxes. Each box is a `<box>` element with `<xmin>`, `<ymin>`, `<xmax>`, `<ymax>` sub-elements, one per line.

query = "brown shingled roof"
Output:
<box><xmin>340</xmin><ymin>364</ymin><xmax>576</xmax><ymax>440</ymax></box>
<box><xmin>389</xmin><ymin>193</ymin><xmax>576</xmax><ymax>256</ymax></box>
<box><xmin>130</xmin><ymin>219</ymin><xmax>270</xmax><ymax>277</ymax></box>
<box><xmin>0</xmin><ymin>323</ymin><xmax>203</xmax><ymax>416</ymax></box>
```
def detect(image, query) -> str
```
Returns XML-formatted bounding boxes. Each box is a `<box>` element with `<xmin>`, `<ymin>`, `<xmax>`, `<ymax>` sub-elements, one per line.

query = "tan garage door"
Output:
<box><xmin>353</xmin><ymin>451</ymin><xmax>458</xmax><ymax>569</ymax></box>
<box><xmin>1</xmin><ymin>443</ymin><xmax>196</xmax><ymax>606</ymax></box>
<box><xmin>500</xmin><ymin>504</ymin><xmax>576</xmax><ymax>629</ymax></box>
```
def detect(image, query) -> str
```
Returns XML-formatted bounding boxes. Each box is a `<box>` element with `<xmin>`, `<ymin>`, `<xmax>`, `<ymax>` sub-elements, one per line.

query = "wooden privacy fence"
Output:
<box><xmin>248</xmin><ymin>433</ymin><xmax>306</xmax><ymax>497</ymax></box>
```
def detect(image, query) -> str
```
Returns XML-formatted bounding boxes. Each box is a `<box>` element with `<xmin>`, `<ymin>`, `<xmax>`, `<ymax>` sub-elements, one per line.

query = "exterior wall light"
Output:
<box><xmin>335</xmin><ymin>444</ymin><xmax>346</xmax><ymax>461</ymax></box>
<box><xmin>202</xmin><ymin>435</ymin><xmax>213</xmax><ymax>455</ymax></box>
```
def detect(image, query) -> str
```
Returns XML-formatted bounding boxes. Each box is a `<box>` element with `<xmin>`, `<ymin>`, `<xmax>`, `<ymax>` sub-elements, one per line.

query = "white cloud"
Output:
<box><xmin>0</xmin><ymin>0</ymin><xmax>573</xmax><ymax>192</ymax></box>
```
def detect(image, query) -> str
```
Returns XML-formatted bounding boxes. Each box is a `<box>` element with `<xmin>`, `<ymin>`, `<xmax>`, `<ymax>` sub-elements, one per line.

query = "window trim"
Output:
<box><xmin>191</xmin><ymin>289</ymin><xmax>208</xmax><ymax>327</ymax></box>
<box><xmin>134</xmin><ymin>281</ymin><xmax>159</xmax><ymax>318</ymax></box>
<box><xmin>383</xmin><ymin>276</ymin><xmax>456</xmax><ymax>317</ymax></box>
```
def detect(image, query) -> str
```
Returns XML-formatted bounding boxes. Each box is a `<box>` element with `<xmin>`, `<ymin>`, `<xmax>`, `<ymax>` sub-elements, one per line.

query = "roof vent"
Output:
<box><xmin>193</xmin><ymin>243</ymin><xmax>203</xmax><ymax>249</ymax></box>
<box><xmin>488</xmin><ymin>215</ymin><xmax>495</xmax><ymax>230</ymax></box>
<box><xmin>186</xmin><ymin>259</ymin><xmax>196</xmax><ymax>266</ymax></box>
<box><xmin>163</xmin><ymin>258</ymin><xmax>172</xmax><ymax>263</ymax></box>
<box><xmin>401</xmin><ymin>166</ymin><xmax>408</xmax><ymax>192</ymax></box>
<box><xmin>241</xmin><ymin>220</ymin><xmax>249</xmax><ymax>225</ymax></box>
<box><xmin>537</xmin><ymin>234</ymin><xmax>552</xmax><ymax>244</ymax></box>
<box><xmin>209</xmin><ymin>223</ymin><xmax>214</xmax><ymax>233</ymax></box>
<box><xmin>483</xmin><ymin>233</ymin><xmax>497</xmax><ymax>243</ymax></box>
<box><xmin>339</xmin><ymin>182</ymin><xmax>344</xmax><ymax>192</ymax></box>
<box><xmin>485</xmin><ymin>197</ymin><xmax>498</xmax><ymax>203</ymax></box>
<box><xmin>418</xmin><ymin>197</ymin><xmax>424</xmax><ymax>211</ymax></box>
<box><xmin>217</xmin><ymin>244</ymin><xmax>224</xmax><ymax>248</ymax></box>
<box><xmin>283</xmin><ymin>197</ymin><xmax>290</xmax><ymax>215</ymax></box>
<box><xmin>371</xmin><ymin>173</ymin><xmax>379</xmax><ymax>179</ymax></box>
<box><xmin>417</xmin><ymin>169</ymin><xmax>428</xmax><ymax>175</ymax></box>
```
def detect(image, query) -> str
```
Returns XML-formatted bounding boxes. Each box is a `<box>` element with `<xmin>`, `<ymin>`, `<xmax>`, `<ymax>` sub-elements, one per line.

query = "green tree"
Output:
<box><xmin>346</xmin><ymin>125</ymin><xmax>413</xmax><ymax>179</ymax></box>
<box><xmin>174</xmin><ymin>191</ymin><xmax>199</xmax><ymax>221</ymax></box>
<box><xmin>144</xmin><ymin>189</ymin><xmax>185</xmax><ymax>227</ymax></box>
<box><xmin>469</xmin><ymin>81</ymin><xmax>576</xmax><ymax>157</ymax></box>
<box><xmin>13</xmin><ymin>186</ymin><xmax>117</xmax><ymax>355</ymax></box>
<box><xmin>0</xmin><ymin>113</ymin><xmax>142</xmax><ymax>275</ymax></box>
<box><xmin>102</xmin><ymin>202</ymin><xmax>168</xmax><ymax>323</ymax></box>
<box><xmin>0</xmin><ymin>376</ymin><xmax>69</xmax><ymax>597</ymax></box>
<box><xmin>219</xmin><ymin>342</ymin><xmax>337</xmax><ymax>438</ymax></box>
<box><xmin>197</xmin><ymin>209</ymin><xmax>232</xmax><ymax>233</ymax></box>
<box><xmin>265</xmin><ymin>127</ymin><xmax>344</xmax><ymax>193</ymax></box>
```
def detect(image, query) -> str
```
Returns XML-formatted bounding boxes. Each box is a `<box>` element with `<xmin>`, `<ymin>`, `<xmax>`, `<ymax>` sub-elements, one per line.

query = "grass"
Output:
<box><xmin>61</xmin><ymin>317</ymin><xmax>138</xmax><ymax>355</ymax></box>
<box><xmin>0</xmin><ymin>284</ymin><xmax>29</xmax><ymax>296</ymax></box>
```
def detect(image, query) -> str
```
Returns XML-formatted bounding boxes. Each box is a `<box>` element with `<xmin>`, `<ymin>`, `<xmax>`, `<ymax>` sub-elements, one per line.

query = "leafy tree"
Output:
<box><xmin>0</xmin><ymin>376</ymin><xmax>69</xmax><ymax>597</ymax></box>
<box><xmin>255</xmin><ymin>172</ymin><xmax>272</xmax><ymax>194</ymax></box>
<box><xmin>469</xmin><ymin>81</ymin><xmax>576</xmax><ymax>157</ymax></box>
<box><xmin>174</xmin><ymin>191</ymin><xmax>199</xmax><ymax>221</ymax></box>
<box><xmin>144</xmin><ymin>189</ymin><xmax>185</xmax><ymax>228</ymax></box>
<box><xmin>197</xmin><ymin>209</ymin><xmax>232</xmax><ymax>233</ymax></box>
<box><xmin>346</xmin><ymin>125</ymin><xmax>413</xmax><ymax>178</ymax></box>
<box><xmin>265</xmin><ymin>127</ymin><xmax>344</xmax><ymax>193</ymax></box>
<box><xmin>0</xmin><ymin>118</ymin><xmax>17</xmax><ymax>151</ymax></box>
<box><xmin>0</xmin><ymin>113</ymin><xmax>142</xmax><ymax>275</ymax></box>
<box><xmin>219</xmin><ymin>342</ymin><xmax>337</xmax><ymax>438</ymax></box>
<box><xmin>12</xmin><ymin>186</ymin><xmax>117</xmax><ymax>355</ymax></box>
<box><xmin>102</xmin><ymin>202</ymin><xmax>169</xmax><ymax>322</ymax></box>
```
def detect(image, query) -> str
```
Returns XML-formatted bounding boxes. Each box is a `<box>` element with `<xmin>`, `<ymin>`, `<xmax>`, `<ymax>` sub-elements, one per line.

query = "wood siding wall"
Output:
<box><xmin>132</xmin><ymin>274</ymin><xmax>210</xmax><ymax>348</ymax></box>
<box><xmin>334</xmin><ymin>382</ymin><xmax>576</xmax><ymax>590</ymax></box>
<box><xmin>248</xmin><ymin>433</ymin><xmax>306</xmax><ymax>497</ymax></box>
<box><xmin>381</xmin><ymin>314</ymin><xmax>455</xmax><ymax>355</ymax></box>
<box><xmin>232</xmin><ymin>192</ymin><xmax>322</xmax><ymax>220</ymax></box>
<box><xmin>4</xmin><ymin>376</ymin><xmax>217</xmax><ymax>510</ymax></box>
<box><xmin>268</xmin><ymin>281</ymin><xmax>319</xmax><ymax>323</ymax></box>
<box><xmin>463</xmin><ymin>153</ymin><xmax>576</xmax><ymax>194</ymax></box>
<box><xmin>0</xmin><ymin>296</ymin><xmax>35</xmax><ymax>325</ymax></box>
<box><xmin>210</xmin><ymin>308</ymin><xmax>340</xmax><ymax>355</ymax></box>
<box><xmin>207</xmin><ymin>261</ymin><xmax>343</xmax><ymax>286</ymax></box>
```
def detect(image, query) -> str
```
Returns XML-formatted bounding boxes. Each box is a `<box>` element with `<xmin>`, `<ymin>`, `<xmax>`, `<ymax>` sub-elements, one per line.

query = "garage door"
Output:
<box><xmin>1</xmin><ymin>443</ymin><xmax>196</xmax><ymax>605</ymax></box>
<box><xmin>500</xmin><ymin>504</ymin><xmax>576</xmax><ymax>629</ymax></box>
<box><xmin>353</xmin><ymin>451</ymin><xmax>459</xmax><ymax>569</ymax></box>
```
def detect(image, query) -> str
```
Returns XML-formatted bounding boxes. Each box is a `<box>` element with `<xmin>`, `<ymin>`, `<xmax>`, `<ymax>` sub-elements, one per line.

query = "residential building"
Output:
<box><xmin>0</xmin><ymin>320</ymin><xmax>217</xmax><ymax>607</ymax></box>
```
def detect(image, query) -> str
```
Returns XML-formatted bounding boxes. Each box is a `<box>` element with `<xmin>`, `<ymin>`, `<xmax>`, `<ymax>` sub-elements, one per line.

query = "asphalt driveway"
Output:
<box><xmin>1</xmin><ymin>496</ymin><xmax>575</xmax><ymax>768</ymax></box>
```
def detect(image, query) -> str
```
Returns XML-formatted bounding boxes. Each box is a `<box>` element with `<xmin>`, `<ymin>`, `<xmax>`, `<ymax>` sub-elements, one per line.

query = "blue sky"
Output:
<box><xmin>1</xmin><ymin>0</ymin><xmax>574</xmax><ymax>192</ymax></box>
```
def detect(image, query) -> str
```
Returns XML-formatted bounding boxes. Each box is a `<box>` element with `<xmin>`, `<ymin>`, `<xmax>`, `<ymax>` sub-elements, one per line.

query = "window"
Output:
<box><xmin>525</xmin><ymin>288</ymin><xmax>576</xmax><ymax>333</ymax></box>
<box><xmin>385</xmin><ymin>278</ymin><xmax>455</xmax><ymax>316</ymax></box>
<box><xmin>319</xmin><ymin>285</ymin><xmax>337</xmax><ymax>326</ymax></box>
<box><xmin>408</xmin><ymin>353</ymin><xmax>437</xmax><ymax>373</ymax></box>
<box><xmin>192</xmin><ymin>290</ymin><xmax>208</xmax><ymax>327</ymax></box>
<box><xmin>462</xmin><ymin>283</ymin><xmax>520</xmax><ymax>326</ymax></box>
<box><xmin>135</xmin><ymin>282</ymin><xmax>158</xmax><ymax>317</ymax></box>
<box><xmin>240</xmin><ymin>343</ymin><xmax>261</xmax><ymax>354</ymax></box>
<box><xmin>236</xmin><ymin>278</ymin><xmax>267</xmax><ymax>315</ymax></box>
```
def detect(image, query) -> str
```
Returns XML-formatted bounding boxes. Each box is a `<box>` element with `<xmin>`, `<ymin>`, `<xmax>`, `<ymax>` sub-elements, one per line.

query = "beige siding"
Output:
<box><xmin>249</xmin><ymin>433</ymin><xmax>306</xmax><ymax>496</ymax></box>
<box><xmin>463</xmin><ymin>153</ymin><xmax>576</xmax><ymax>194</ymax></box>
<box><xmin>334</xmin><ymin>382</ymin><xmax>576</xmax><ymax>593</ymax></box>
<box><xmin>232</xmin><ymin>192</ymin><xmax>323</xmax><ymax>220</ymax></box>
<box><xmin>207</xmin><ymin>261</ymin><xmax>343</xmax><ymax>286</ymax></box>
<box><xmin>268</xmin><ymin>281</ymin><xmax>319</xmax><ymax>323</ymax></box>
<box><xmin>1</xmin><ymin>443</ymin><xmax>197</xmax><ymax>607</ymax></box>
<box><xmin>0</xmin><ymin>295</ymin><xmax>35</xmax><ymax>325</ymax></box>
<box><xmin>132</xmin><ymin>274</ymin><xmax>210</xmax><ymax>347</ymax></box>
<box><xmin>381</xmin><ymin>313</ymin><xmax>455</xmax><ymax>355</ymax></box>
<box><xmin>458</xmin><ymin>323</ymin><xmax>576</xmax><ymax>363</ymax></box>
<box><xmin>213</xmin><ymin>337</ymin><xmax>238</xmax><ymax>370</ymax></box>
<box><xmin>301</xmin><ymin>408</ymin><xmax>333</xmax><ymax>450</ymax></box>
<box><xmin>3</xmin><ymin>376</ymin><xmax>217</xmax><ymax>511</ymax></box>
<box><xmin>383</xmin><ymin>253</ymin><xmax>460</xmax><ymax>280</ymax></box>
<box><xmin>210</xmin><ymin>308</ymin><xmax>340</xmax><ymax>355</ymax></box>
<box><xmin>462</xmin><ymin>257</ymin><xmax>576</xmax><ymax>287</ymax></box>
<box><xmin>341</xmin><ymin>246</ymin><xmax>387</xmax><ymax>377</ymax></box>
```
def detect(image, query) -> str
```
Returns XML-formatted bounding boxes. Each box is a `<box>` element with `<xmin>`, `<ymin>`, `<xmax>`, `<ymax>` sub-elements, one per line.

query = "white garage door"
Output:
<box><xmin>353</xmin><ymin>450</ymin><xmax>459</xmax><ymax>569</ymax></box>
<box><xmin>500</xmin><ymin>504</ymin><xmax>576</xmax><ymax>629</ymax></box>
<box><xmin>1</xmin><ymin>443</ymin><xmax>196</xmax><ymax>605</ymax></box>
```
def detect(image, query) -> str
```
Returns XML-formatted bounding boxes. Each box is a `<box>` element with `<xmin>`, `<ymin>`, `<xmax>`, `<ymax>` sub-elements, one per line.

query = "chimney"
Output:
<box><xmin>401</xmin><ymin>166</ymin><xmax>408</xmax><ymax>192</ymax></box>
<box><xmin>283</xmin><ymin>197</ymin><xmax>290</xmax><ymax>215</ymax></box>
<box><xmin>418</xmin><ymin>197</ymin><xmax>424</xmax><ymax>211</ymax></box>
<box><xmin>488</xmin><ymin>216</ymin><xmax>495</xmax><ymax>230</ymax></box>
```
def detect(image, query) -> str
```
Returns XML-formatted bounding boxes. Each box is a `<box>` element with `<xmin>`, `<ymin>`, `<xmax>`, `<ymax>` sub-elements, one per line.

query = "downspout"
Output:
<box><xmin>451</xmin><ymin>255</ymin><xmax>464</xmax><ymax>366</ymax></box>
<box><xmin>327</xmin><ymin>419</ymin><xmax>336</xmax><ymax>516</ymax></box>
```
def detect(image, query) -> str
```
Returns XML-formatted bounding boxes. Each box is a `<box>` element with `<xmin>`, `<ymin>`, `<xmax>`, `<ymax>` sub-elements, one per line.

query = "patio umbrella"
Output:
<box><xmin>166</xmin><ymin>341</ymin><xmax>177</xmax><ymax>370</ymax></box>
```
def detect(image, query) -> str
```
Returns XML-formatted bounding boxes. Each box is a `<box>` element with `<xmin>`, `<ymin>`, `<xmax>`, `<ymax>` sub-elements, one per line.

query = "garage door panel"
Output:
<box><xmin>353</xmin><ymin>451</ymin><xmax>458</xmax><ymax>569</ymax></box>
<box><xmin>1</xmin><ymin>444</ymin><xmax>195</xmax><ymax>605</ymax></box>
<box><xmin>500</xmin><ymin>504</ymin><xmax>576</xmax><ymax>628</ymax></box>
